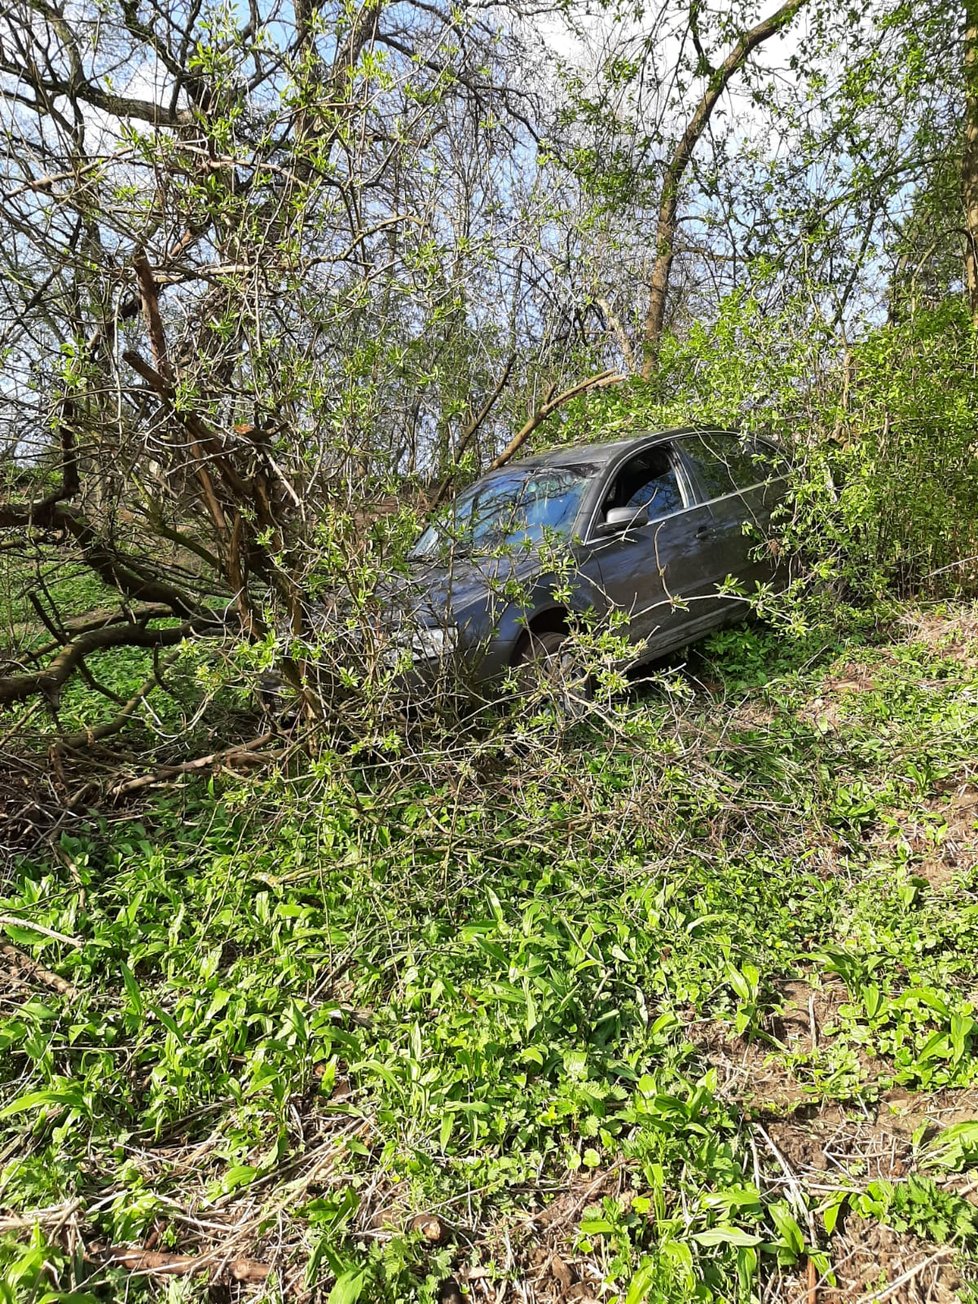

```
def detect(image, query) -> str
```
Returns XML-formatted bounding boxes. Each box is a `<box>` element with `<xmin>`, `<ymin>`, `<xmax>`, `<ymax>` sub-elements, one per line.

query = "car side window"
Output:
<box><xmin>600</xmin><ymin>445</ymin><xmax>685</xmax><ymax>523</ymax></box>
<box><xmin>681</xmin><ymin>433</ymin><xmax>776</xmax><ymax>500</ymax></box>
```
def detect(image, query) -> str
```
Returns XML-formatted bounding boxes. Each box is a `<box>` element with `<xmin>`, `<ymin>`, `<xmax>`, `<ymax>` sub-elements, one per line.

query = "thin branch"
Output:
<box><xmin>429</xmin><ymin>354</ymin><xmax>518</xmax><ymax>508</ymax></box>
<box><xmin>642</xmin><ymin>0</ymin><xmax>809</xmax><ymax>377</ymax></box>
<box><xmin>53</xmin><ymin>651</ymin><xmax>181</xmax><ymax>753</ymax></box>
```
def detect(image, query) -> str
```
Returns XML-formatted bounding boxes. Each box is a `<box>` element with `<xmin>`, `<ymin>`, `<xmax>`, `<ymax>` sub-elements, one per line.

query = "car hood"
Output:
<box><xmin>383</xmin><ymin>549</ymin><xmax>542</xmax><ymax>628</ymax></box>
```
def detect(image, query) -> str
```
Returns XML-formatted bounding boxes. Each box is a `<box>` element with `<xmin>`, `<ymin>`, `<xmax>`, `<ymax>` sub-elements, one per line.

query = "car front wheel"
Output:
<box><xmin>513</xmin><ymin>629</ymin><xmax>592</xmax><ymax>711</ymax></box>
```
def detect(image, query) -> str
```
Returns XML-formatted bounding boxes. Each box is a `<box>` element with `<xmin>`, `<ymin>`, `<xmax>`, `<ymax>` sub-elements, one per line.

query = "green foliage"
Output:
<box><xmin>851</xmin><ymin>1175</ymin><xmax>978</xmax><ymax>1247</ymax></box>
<box><xmin>4</xmin><ymin>608</ymin><xmax>978</xmax><ymax>1298</ymax></box>
<box><xmin>833</xmin><ymin>301</ymin><xmax>978</xmax><ymax>590</ymax></box>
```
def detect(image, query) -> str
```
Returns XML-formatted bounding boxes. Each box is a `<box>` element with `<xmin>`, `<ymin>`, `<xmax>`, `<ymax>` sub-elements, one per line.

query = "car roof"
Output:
<box><xmin>508</xmin><ymin>426</ymin><xmax>736</xmax><ymax>471</ymax></box>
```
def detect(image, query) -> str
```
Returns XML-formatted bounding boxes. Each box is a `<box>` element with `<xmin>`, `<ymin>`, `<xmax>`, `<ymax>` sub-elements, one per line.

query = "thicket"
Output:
<box><xmin>3</xmin><ymin>0</ymin><xmax>978</xmax><ymax>1301</ymax></box>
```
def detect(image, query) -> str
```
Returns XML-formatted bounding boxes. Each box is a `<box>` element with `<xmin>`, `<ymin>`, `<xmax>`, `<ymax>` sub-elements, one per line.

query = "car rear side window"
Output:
<box><xmin>682</xmin><ymin>433</ymin><xmax>776</xmax><ymax>500</ymax></box>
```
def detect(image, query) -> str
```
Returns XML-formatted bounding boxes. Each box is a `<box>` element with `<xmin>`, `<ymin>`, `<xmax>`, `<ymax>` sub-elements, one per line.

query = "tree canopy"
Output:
<box><xmin>1</xmin><ymin>0</ymin><xmax>977</xmax><ymax>717</ymax></box>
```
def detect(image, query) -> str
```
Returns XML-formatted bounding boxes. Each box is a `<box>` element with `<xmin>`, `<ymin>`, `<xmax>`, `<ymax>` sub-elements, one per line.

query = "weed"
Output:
<box><xmin>3</xmin><ymin>608</ymin><xmax>978</xmax><ymax>1299</ymax></box>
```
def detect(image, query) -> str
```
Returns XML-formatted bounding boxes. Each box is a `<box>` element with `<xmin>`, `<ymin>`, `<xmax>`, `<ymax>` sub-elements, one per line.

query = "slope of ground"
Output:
<box><xmin>3</xmin><ymin>603</ymin><xmax>978</xmax><ymax>1302</ymax></box>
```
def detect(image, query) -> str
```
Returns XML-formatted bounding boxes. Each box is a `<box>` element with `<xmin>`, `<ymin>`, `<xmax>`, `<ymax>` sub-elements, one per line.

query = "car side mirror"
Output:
<box><xmin>597</xmin><ymin>505</ymin><xmax>649</xmax><ymax>535</ymax></box>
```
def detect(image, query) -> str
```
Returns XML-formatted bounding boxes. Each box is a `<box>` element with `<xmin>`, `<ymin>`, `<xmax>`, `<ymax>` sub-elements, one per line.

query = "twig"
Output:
<box><xmin>107</xmin><ymin>734</ymin><xmax>279</xmax><ymax>797</ymax></box>
<box><xmin>1</xmin><ymin>944</ymin><xmax>77</xmax><ymax>998</ymax></box>
<box><xmin>754</xmin><ymin>1121</ymin><xmax>817</xmax><ymax>1243</ymax></box>
<box><xmin>95</xmin><ymin>1244</ymin><xmax>270</xmax><ymax>1282</ymax></box>
<box><xmin>0</xmin><ymin>1199</ymin><xmax>85</xmax><ymax>1234</ymax></box>
<box><xmin>0</xmin><ymin>915</ymin><xmax>81</xmax><ymax>947</ymax></box>
<box><xmin>854</xmin><ymin>1246</ymin><xmax>952</xmax><ymax>1303</ymax></box>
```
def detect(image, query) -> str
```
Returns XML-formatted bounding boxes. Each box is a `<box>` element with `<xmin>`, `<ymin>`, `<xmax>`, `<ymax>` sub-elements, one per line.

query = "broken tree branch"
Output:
<box><xmin>487</xmin><ymin>369</ymin><xmax>626</xmax><ymax>472</ymax></box>
<box><xmin>0</xmin><ymin>619</ymin><xmax>202</xmax><ymax>710</ymax></box>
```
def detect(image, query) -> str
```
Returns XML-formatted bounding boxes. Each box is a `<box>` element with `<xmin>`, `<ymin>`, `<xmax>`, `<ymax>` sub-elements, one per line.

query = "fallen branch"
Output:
<box><xmin>1</xmin><ymin>944</ymin><xmax>77</xmax><ymax>998</ymax></box>
<box><xmin>487</xmin><ymin>369</ymin><xmax>625</xmax><ymax>472</ymax></box>
<box><xmin>53</xmin><ymin>651</ymin><xmax>181</xmax><ymax>754</ymax></box>
<box><xmin>4</xmin><ymin>606</ymin><xmax>177</xmax><ymax>674</ymax></box>
<box><xmin>0</xmin><ymin>500</ymin><xmax>203</xmax><ymax>618</ymax></box>
<box><xmin>96</xmin><ymin>1244</ymin><xmax>270</xmax><ymax>1282</ymax></box>
<box><xmin>108</xmin><ymin>734</ymin><xmax>280</xmax><ymax>797</ymax></box>
<box><xmin>0</xmin><ymin>619</ymin><xmax>200</xmax><ymax>710</ymax></box>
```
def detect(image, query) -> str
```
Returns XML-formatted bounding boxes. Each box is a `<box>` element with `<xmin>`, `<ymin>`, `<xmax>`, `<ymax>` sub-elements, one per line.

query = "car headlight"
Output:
<box><xmin>381</xmin><ymin>624</ymin><xmax>459</xmax><ymax>668</ymax></box>
<box><xmin>410</xmin><ymin>625</ymin><xmax>458</xmax><ymax>660</ymax></box>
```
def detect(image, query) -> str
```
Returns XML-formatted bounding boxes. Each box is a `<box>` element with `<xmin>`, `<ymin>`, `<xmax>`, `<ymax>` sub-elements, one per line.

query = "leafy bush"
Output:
<box><xmin>555</xmin><ymin>292</ymin><xmax>978</xmax><ymax>616</ymax></box>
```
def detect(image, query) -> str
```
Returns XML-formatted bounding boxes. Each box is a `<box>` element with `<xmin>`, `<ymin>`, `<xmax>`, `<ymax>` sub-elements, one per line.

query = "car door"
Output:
<box><xmin>577</xmin><ymin>440</ymin><xmax>721</xmax><ymax>652</ymax></box>
<box><xmin>673</xmin><ymin>432</ymin><xmax>788</xmax><ymax>625</ymax></box>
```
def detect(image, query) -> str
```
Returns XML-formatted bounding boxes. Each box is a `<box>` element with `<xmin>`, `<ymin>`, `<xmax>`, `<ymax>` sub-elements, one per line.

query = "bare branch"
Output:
<box><xmin>487</xmin><ymin>370</ymin><xmax>626</xmax><ymax>472</ymax></box>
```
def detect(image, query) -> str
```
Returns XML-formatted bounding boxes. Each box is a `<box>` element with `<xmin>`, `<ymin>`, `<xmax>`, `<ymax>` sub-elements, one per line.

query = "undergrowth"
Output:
<box><xmin>3</xmin><ymin>606</ymin><xmax>978</xmax><ymax>1301</ymax></box>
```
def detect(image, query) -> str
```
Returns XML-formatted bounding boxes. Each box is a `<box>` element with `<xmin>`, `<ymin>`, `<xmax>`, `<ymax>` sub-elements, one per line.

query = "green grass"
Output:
<box><xmin>3</xmin><ymin>607</ymin><xmax>978</xmax><ymax>1301</ymax></box>
<box><xmin>0</xmin><ymin>546</ymin><xmax>250</xmax><ymax>745</ymax></box>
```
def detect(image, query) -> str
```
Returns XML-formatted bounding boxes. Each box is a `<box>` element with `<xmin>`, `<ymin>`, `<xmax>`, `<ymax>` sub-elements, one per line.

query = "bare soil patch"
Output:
<box><xmin>774</xmin><ymin>1225</ymin><xmax>963</xmax><ymax>1303</ymax></box>
<box><xmin>693</xmin><ymin>997</ymin><xmax>978</xmax><ymax>1303</ymax></box>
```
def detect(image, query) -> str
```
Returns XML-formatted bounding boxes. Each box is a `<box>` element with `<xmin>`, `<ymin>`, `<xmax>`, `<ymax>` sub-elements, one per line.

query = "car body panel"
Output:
<box><xmin>402</xmin><ymin>427</ymin><xmax>789</xmax><ymax>685</ymax></box>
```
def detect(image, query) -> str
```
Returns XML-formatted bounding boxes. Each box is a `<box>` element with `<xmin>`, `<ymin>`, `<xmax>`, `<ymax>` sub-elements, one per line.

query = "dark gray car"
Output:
<box><xmin>395</xmin><ymin>427</ymin><xmax>789</xmax><ymax>684</ymax></box>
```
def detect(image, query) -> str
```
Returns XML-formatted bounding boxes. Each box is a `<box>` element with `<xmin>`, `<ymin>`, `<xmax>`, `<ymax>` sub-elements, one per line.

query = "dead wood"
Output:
<box><xmin>107</xmin><ymin>733</ymin><xmax>281</xmax><ymax>798</ymax></box>
<box><xmin>95</xmin><ymin>1244</ymin><xmax>270</xmax><ymax>1282</ymax></box>
<box><xmin>1</xmin><ymin>943</ymin><xmax>77</xmax><ymax>999</ymax></box>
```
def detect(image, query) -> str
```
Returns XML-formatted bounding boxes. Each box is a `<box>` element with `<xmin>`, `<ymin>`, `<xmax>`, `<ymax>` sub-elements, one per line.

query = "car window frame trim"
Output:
<box><xmin>578</xmin><ymin>435</ymin><xmax>704</xmax><ymax>545</ymax></box>
<box><xmin>672</xmin><ymin>432</ymin><xmax>790</xmax><ymax>509</ymax></box>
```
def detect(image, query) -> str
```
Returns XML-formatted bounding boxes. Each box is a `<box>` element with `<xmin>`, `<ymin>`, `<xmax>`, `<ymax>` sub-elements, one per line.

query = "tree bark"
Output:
<box><xmin>641</xmin><ymin>0</ymin><xmax>809</xmax><ymax>380</ymax></box>
<box><xmin>965</xmin><ymin>0</ymin><xmax>978</xmax><ymax>324</ymax></box>
<box><xmin>0</xmin><ymin>620</ymin><xmax>202</xmax><ymax>710</ymax></box>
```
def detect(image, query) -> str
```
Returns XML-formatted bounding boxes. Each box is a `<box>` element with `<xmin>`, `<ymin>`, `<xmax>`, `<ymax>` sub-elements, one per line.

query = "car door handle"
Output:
<box><xmin>694</xmin><ymin>524</ymin><xmax>714</xmax><ymax>540</ymax></box>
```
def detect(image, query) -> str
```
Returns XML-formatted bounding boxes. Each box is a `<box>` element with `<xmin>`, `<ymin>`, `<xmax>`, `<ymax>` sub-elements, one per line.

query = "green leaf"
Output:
<box><xmin>0</xmin><ymin>1086</ymin><xmax>86</xmax><ymax>1119</ymax></box>
<box><xmin>692</xmin><ymin>1226</ymin><xmax>763</xmax><ymax>1247</ymax></box>
<box><xmin>822</xmin><ymin>1194</ymin><xmax>846</xmax><ymax>1236</ymax></box>
<box><xmin>624</xmin><ymin>1259</ymin><xmax>657</xmax><ymax>1304</ymax></box>
<box><xmin>328</xmin><ymin>1270</ymin><xmax>366</xmax><ymax>1304</ymax></box>
<box><xmin>769</xmin><ymin>1202</ymin><xmax>805</xmax><ymax>1257</ymax></box>
<box><xmin>120</xmin><ymin>962</ymin><xmax>143</xmax><ymax>1015</ymax></box>
<box><xmin>579</xmin><ymin>1217</ymin><xmax>615</xmax><ymax>1235</ymax></box>
<box><xmin>439</xmin><ymin>1112</ymin><xmax>453</xmax><ymax>1149</ymax></box>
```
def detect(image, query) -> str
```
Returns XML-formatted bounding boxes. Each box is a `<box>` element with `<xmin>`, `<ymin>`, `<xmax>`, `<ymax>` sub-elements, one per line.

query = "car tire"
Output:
<box><xmin>513</xmin><ymin>629</ymin><xmax>592</xmax><ymax>714</ymax></box>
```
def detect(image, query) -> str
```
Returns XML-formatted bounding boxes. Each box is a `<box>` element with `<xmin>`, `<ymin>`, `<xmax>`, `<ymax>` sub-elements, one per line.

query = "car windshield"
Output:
<box><xmin>411</xmin><ymin>467</ymin><xmax>589</xmax><ymax>559</ymax></box>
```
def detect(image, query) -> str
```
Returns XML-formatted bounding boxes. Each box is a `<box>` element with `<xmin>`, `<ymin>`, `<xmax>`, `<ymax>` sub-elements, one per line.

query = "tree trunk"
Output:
<box><xmin>641</xmin><ymin>0</ymin><xmax>808</xmax><ymax>380</ymax></box>
<box><xmin>964</xmin><ymin>0</ymin><xmax>978</xmax><ymax>324</ymax></box>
